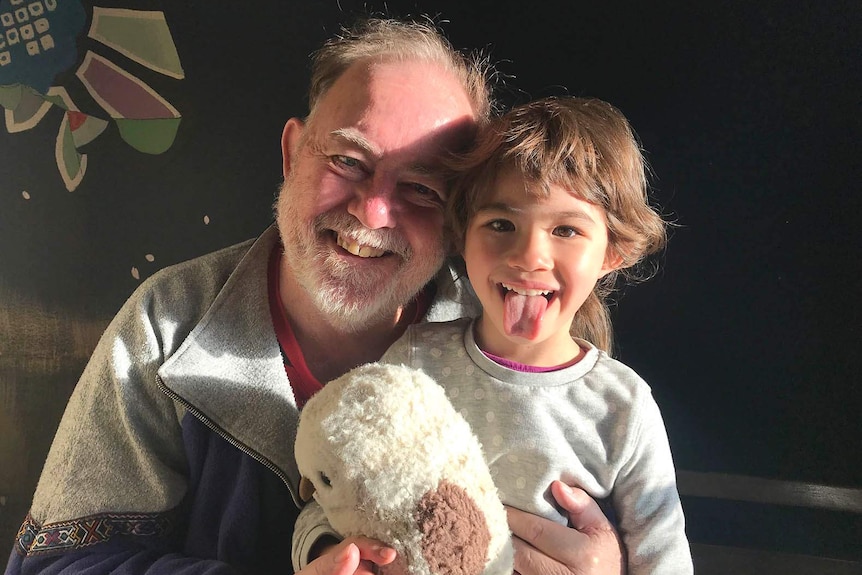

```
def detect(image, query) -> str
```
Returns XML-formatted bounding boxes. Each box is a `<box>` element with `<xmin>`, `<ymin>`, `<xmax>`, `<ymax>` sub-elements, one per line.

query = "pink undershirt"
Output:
<box><xmin>480</xmin><ymin>348</ymin><xmax>584</xmax><ymax>373</ymax></box>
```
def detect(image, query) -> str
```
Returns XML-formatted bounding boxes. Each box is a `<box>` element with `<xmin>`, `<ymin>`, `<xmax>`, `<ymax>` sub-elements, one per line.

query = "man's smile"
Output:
<box><xmin>335</xmin><ymin>232</ymin><xmax>389</xmax><ymax>258</ymax></box>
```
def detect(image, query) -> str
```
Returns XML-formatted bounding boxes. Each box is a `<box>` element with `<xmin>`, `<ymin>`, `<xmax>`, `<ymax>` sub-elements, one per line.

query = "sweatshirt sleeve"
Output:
<box><xmin>291</xmin><ymin>501</ymin><xmax>341</xmax><ymax>572</ymax></box>
<box><xmin>612</xmin><ymin>389</ymin><xmax>693</xmax><ymax>575</ymax></box>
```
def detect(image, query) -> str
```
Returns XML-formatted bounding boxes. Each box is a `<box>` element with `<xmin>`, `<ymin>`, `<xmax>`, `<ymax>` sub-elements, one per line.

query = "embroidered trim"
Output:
<box><xmin>16</xmin><ymin>511</ymin><xmax>174</xmax><ymax>556</ymax></box>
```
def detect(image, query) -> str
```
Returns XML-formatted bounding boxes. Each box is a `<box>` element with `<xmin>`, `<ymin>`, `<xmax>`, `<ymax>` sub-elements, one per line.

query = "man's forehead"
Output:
<box><xmin>321</xmin><ymin>59</ymin><xmax>476</xmax><ymax>127</ymax></box>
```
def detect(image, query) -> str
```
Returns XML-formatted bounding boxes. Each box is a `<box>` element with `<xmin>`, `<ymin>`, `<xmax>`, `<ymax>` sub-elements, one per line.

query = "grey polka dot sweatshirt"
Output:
<box><xmin>293</xmin><ymin>317</ymin><xmax>692</xmax><ymax>575</ymax></box>
<box><xmin>381</xmin><ymin>317</ymin><xmax>692</xmax><ymax>575</ymax></box>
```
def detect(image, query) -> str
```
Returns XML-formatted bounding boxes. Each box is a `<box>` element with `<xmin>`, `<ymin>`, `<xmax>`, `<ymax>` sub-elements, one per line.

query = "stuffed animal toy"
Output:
<box><xmin>294</xmin><ymin>362</ymin><xmax>513</xmax><ymax>575</ymax></box>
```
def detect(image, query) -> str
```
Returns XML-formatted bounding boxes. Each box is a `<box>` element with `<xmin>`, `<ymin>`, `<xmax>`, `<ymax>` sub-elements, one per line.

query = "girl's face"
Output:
<box><xmin>463</xmin><ymin>168</ymin><xmax>620</xmax><ymax>366</ymax></box>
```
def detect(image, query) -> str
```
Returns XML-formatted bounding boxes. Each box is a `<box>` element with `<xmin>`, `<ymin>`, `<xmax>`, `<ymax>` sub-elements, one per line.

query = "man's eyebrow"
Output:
<box><xmin>330</xmin><ymin>128</ymin><xmax>380</xmax><ymax>156</ymax></box>
<box><xmin>406</xmin><ymin>164</ymin><xmax>441</xmax><ymax>178</ymax></box>
<box><xmin>329</xmin><ymin>128</ymin><xmax>446</xmax><ymax>179</ymax></box>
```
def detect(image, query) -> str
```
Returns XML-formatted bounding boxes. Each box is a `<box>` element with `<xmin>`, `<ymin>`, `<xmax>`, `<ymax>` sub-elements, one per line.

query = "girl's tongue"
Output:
<box><xmin>503</xmin><ymin>290</ymin><xmax>548</xmax><ymax>339</ymax></box>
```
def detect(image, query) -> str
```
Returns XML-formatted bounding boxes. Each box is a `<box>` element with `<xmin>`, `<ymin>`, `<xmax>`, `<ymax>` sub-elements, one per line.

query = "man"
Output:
<box><xmin>6</xmin><ymin>18</ymin><xmax>623</xmax><ymax>575</ymax></box>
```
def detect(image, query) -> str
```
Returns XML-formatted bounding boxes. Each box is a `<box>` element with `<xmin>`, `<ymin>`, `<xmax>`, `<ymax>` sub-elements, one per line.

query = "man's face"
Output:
<box><xmin>276</xmin><ymin>59</ymin><xmax>476</xmax><ymax>331</ymax></box>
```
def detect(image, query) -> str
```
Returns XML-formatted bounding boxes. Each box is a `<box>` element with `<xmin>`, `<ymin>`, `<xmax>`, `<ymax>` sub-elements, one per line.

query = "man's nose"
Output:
<box><xmin>347</xmin><ymin>179</ymin><xmax>396</xmax><ymax>229</ymax></box>
<box><xmin>508</xmin><ymin>231</ymin><xmax>552</xmax><ymax>271</ymax></box>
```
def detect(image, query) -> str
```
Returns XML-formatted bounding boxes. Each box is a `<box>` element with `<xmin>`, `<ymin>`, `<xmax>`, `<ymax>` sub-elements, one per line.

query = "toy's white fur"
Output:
<box><xmin>295</xmin><ymin>363</ymin><xmax>513</xmax><ymax>575</ymax></box>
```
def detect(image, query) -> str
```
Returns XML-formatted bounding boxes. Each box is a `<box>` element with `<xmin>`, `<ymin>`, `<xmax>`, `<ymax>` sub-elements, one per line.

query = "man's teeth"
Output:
<box><xmin>336</xmin><ymin>235</ymin><xmax>386</xmax><ymax>258</ymax></box>
<box><xmin>501</xmin><ymin>283</ymin><xmax>553</xmax><ymax>297</ymax></box>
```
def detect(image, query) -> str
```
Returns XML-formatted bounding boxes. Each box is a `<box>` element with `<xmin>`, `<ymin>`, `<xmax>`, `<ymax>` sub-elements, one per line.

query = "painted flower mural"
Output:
<box><xmin>0</xmin><ymin>1</ymin><xmax>184</xmax><ymax>191</ymax></box>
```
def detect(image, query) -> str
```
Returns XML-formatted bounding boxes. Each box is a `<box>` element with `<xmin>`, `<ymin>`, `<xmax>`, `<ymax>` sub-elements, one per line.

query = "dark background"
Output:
<box><xmin>1</xmin><ymin>0</ymin><xmax>860</xmax><ymax>566</ymax></box>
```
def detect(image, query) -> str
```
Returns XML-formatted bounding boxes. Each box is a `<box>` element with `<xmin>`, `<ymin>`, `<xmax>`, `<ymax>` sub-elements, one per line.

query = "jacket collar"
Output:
<box><xmin>158</xmin><ymin>226</ymin><xmax>304</xmax><ymax>500</ymax></box>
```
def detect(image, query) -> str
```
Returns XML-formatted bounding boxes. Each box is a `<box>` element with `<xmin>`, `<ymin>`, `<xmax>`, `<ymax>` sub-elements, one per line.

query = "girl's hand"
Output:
<box><xmin>301</xmin><ymin>537</ymin><xmax>397</xmax><ymax>575</ymax></box>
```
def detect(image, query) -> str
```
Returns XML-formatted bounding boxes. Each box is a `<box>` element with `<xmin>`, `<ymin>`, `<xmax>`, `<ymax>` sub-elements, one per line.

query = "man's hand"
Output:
<box><xmin>506</xmin><ymin>481</ymin><xmax>625</xmax><ymax>575</ymax></box>
<box><xmin>301</xmin><ymin>537</ymin><xmax>397</xmax><ymax>575</ymax></box>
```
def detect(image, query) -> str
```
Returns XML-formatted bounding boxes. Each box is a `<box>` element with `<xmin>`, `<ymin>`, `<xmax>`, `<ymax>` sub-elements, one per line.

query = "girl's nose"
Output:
<box><xmin>508</xmin><ymin>231</ymin><xmax>552</xmax><ymax>271</ymax></box>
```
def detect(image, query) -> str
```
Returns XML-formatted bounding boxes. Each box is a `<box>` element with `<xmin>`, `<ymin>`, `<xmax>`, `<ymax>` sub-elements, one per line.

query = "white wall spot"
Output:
<box><xmin>145</xmin><ymin>254</ymin><xmax>155</xmax><ymax>262</ymax></box>
<box><xmin>203</xmin><ymin>215</ymin><xmax>210</xmax><ymax>225</ymax></box>
<box><xmin>131</xmin><ymin>267</ymin><xmax>140</xmax><ymax>280</ymax></box>
<box><xmin>22</xmin><ymin>191</ymin><xmax>30</xmax><ymax>200</ymax></box>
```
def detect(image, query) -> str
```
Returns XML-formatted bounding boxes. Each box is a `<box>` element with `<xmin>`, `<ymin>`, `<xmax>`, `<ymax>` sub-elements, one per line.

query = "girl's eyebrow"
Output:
<box><xmin>475</xmin><ymin>201</ymin><xmax>519</xmax><ymax>214</ymax></box>
<box><xmin>557</xmin><ymin>210</ymin><xmax>600</xmax><ymax>225</ymax></box>
<box><xmin>476</xmin><ymin>202</ymin><xmax>599</xmax><ymax>225</ymax></box>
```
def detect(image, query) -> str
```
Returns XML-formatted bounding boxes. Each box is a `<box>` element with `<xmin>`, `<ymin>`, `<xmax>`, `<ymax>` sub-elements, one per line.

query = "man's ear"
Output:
<box><xmin>281</xmin><ymin>117</ymin><xmax>305</xmax><ymax>178</ymax></box>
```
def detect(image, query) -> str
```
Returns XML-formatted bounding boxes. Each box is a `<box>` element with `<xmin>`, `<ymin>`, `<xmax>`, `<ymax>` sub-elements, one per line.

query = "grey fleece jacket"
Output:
<box><xmin>15</xmin><ymin>225</ymin><xmax>477</xmax><ymax>573</ymax></box>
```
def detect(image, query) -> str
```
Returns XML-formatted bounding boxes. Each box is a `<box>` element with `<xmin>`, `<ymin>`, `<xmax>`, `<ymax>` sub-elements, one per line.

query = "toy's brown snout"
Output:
<box><xmin>414</xmin><ymin>480</ymin><xmax>491</xmax><ymax>575</ymax></box>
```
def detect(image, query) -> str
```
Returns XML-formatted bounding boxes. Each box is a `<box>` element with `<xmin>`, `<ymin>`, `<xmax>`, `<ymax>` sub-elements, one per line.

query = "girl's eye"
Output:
<box><xmin>487</xmin><ymin>219</ymin><xmax>515</xmax><ymax>232</ymax></box>
<box><xmin>554</xmin><ymin>226</ymin><xmax>579</xmax><ymax>238</ymax></box>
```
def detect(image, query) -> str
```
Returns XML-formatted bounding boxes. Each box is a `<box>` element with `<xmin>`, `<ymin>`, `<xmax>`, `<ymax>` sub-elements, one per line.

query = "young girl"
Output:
<box><xmin>294</xmin><ymin>97</ymin><xmax>692</xmax><ymax>574</ymax></box>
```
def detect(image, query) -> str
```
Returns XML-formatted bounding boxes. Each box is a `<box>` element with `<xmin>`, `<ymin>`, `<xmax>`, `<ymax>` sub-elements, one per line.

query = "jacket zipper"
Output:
<box><xmin>156</xmin><ymin>374</ymin><xmax>300</xmax><ymax>503</ymax></box>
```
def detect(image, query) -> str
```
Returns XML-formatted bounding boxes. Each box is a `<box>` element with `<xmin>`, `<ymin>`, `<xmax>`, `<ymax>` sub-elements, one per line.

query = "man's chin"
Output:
<box><xmin>297</xmin><ymin>250</ymin><xmax>444</xmax><ymax>331</ymax></box>
<box><xmin>312</xmin><ymin>296</ymin><xmax>399</xmax><ymax>333</ymax></box>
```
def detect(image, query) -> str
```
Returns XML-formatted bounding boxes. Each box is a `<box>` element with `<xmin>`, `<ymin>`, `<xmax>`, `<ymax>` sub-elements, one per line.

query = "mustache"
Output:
<box><xmin>314</xmin><ymin>212</ymin><xmax>412</xmax><ymax>258</ymax></box>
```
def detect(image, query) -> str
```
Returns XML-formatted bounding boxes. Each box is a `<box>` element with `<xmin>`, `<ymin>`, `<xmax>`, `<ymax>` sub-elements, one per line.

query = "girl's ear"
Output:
<box><xmin>600</xmin><ymin>247</ymin><xmax>625</xmax><ymax>276</ymax></box>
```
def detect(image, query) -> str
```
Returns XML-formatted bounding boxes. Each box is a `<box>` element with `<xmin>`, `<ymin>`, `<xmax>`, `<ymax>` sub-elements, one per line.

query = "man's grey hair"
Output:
<box><xmin>308</xmin><ymin>17</ymin><xmax>494</xmax><ymax>123</ymax></box>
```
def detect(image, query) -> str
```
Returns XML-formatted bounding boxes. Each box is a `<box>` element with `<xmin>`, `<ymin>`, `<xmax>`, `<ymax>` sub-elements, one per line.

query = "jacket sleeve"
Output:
<box><xmin>4</xmin><ymin>272</ymin><xmax>239</xmax><ymax>575</ymax></box>
<box><xmin>5</xmin><ymin>546</ymin><xmax>239</xmax><ymax>575</ymax></box>
<box><xmin>612</xmin><ymin>389</ymin><xmax>693</xmax><ymax>575</ymax></box>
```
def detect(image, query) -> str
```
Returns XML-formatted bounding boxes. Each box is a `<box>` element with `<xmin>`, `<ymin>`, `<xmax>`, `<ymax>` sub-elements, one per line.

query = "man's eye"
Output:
<box><xmin>411</xmin><ymin>183</ymin><xmax>434</xmax><ymax>196</ymax></box>
<box><xmin>332</xmin><ymin>155</ymin><xmax>361</xmax><ymax>169</ymax></box>
<box><xmin>554</xmin><ymin>226</ymin><xmax>579</xmax><ymax>238</ymax></box>
<box><xmin>404</xmin><ymin>182</ymin><xmax>444</xmax><ymax>207</ymax></box>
